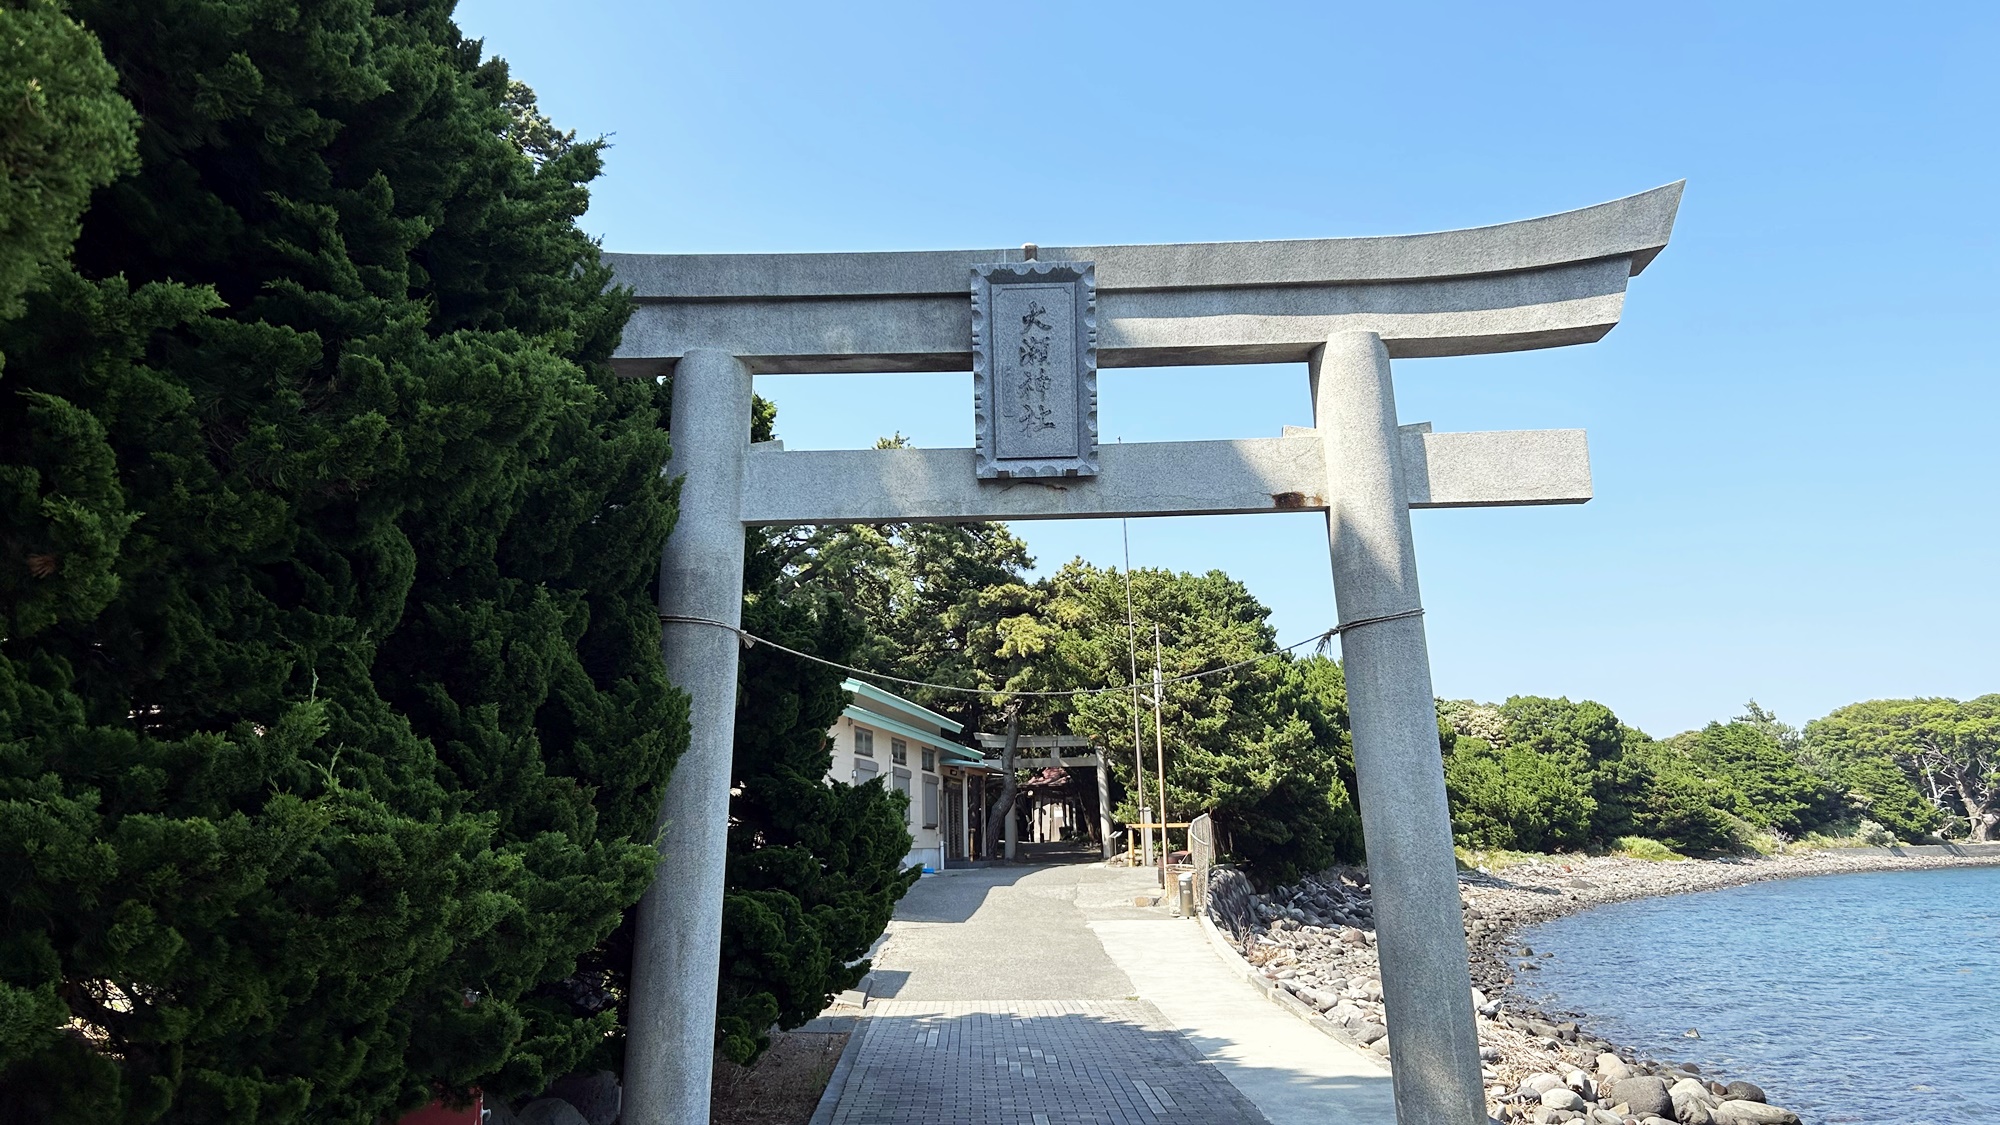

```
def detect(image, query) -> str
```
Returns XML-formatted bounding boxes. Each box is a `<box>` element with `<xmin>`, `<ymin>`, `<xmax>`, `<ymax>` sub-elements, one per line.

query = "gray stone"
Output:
<box><xmin>1541</xmin><ymin>1088</ymin><xmax>1587</xmax><ymax>1112</ymax></box>
<box><xmin>1671</xmin><ymin>1077</ymin><xmax>1717</xmax><ymax>1124</ymax></box>
<box><xmin>542</xmin><ymin>1071</ymin><xmax>619</xmax><ymax>1125</ymax></box>
<box><xmin>1596</xmin><ymin>1052</ymin><xmax>1634</xmax><ymax>1082</ymax></box>
<box><xmin>1712</xmin><ymin>1101</ymin><xmax>1798</xmax><ymax>1125</ymax></box>
<box><xmin>1520</xmin><ymin>1073</ymin><xmax>1566</xmax><ymax>1097</ymax></box>
<box><xmin>608</xmin><ymin>183</ymin><xmax>1684</xmax><ymax>376</ymax></box>
<box><xmin>1356</xmin><ymin>1021</ymin><xmax>1388</xmax><ymax>1045</ymax></box>
<box><xmin>515</xmin><ymin>1099</ymin><xmax>588</xmax><ymax>1125</ymax></box>
<box><xmin>1722</xmin><ymin>1081</ymin><xmax>1765</xmax><ymax>1103</ymax></box>
<box><xmin>1670</xmin><ymin>1077</ymin><xmax>1711</xmax><ymax>1099</ymax></box>
<box><xmin>1293</xmin><ymin>985</ymin><xmax>1341</xmax><ymax>1011</ymax></box>
<box><xmin>1608</xmin><ymin>1077</ymin><xmax>1673</xmax><ymax>1119</ymax></box>
<box><xmin>972</xmin><ymin>260</ymin><xmax>1096</xmax><ymax>479</ymax></box>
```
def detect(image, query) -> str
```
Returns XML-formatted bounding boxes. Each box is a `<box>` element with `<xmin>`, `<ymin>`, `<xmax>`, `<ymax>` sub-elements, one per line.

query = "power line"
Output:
<box><xmin>655</xmin><ymin>608</ymin><xmax>1423</xmax><ymax>698</ymax></box>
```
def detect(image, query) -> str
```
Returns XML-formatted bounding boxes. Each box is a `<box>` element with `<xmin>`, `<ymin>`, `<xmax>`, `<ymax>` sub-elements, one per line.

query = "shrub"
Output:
<box><xmin>1614</xmin><ymin>835</ymin><xmax>1684</xmax><ymax>861</ymax></box>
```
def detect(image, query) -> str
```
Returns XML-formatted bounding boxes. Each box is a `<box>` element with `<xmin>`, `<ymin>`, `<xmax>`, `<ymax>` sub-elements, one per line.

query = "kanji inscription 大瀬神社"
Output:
<box><xmin>973</xmin><ymin>260</ymin><xmax>1097</xmax><ymax>478</ymax></box>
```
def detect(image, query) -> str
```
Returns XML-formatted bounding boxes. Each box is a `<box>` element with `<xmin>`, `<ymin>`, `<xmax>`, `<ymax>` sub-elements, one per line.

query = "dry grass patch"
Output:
<box><xmin>709</xmin><ymin>1030</ymin><xmax>849</xmax><ymax>1125</ymax></box>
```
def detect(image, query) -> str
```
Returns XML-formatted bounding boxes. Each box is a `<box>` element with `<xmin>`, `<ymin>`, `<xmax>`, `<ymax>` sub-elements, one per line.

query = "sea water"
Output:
<box><xmin>1514</xmin><ymin>865</ymin><xmax>2000</xmax><ymax>1125</ymax></box>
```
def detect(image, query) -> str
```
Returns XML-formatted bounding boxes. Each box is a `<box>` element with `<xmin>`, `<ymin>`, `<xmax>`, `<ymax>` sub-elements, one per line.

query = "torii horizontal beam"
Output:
<box><xmin>607</xmin><ymin>182</ymin><xmax>1681</xmax><ymax>375</ymax></box>
<box><xmin>737</xmin><ymin>425</ymin><xmax>1589</xmax><ymax>525</ymax></box>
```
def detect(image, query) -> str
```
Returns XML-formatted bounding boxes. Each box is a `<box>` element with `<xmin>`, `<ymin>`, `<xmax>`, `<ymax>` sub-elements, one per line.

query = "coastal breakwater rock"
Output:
<box><xmin>1209</xmin><ymin>849</ymin><xmax>1999</xmax><ymax>1123</ymax></box>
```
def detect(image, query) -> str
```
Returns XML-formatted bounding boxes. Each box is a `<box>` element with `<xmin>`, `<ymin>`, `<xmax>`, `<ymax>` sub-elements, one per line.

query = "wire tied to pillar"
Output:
<box><xmin>655</xmin><ymin>607</ymin><xmax>1424</xmax><ymax>697</ymax></box>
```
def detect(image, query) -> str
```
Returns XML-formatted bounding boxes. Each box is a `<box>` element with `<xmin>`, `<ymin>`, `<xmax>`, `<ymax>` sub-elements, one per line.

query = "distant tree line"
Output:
<box><xmin>1440</xmin><ymin>695</ymin><xmax>1998</xmax><ymax>854</ymax></box>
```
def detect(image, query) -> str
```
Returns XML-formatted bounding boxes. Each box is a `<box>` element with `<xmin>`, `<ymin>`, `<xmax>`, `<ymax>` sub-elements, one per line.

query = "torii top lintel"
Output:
<box><xmin>607</xmin><ymin>182</ymin><xmax>1682</xmax><ymax>377</ymax></box>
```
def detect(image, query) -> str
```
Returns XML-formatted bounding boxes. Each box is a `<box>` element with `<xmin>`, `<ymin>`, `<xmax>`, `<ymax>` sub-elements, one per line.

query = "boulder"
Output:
<box><xmin>1595</xmin><ymin>1052</ymin><xmax>1634</xmax><ymax>1083</ymax></box>
<box><xmin>1607</xmin><ymin>1077</ymin><xmax>1673</xmax><ymax>1119</ymax></box>
<box><xmin>1541</xmin><ymin>1088</ymin><xmax>1587</xmax><ymax>1112</ymax></box>
<box><xmin>1712</xmin><ymin>1101</ymin><xmax>1798</xmax><ymax>1125</ymax></box>
<box><xmin>516</xmin><ymin>1100</ymin><xmax>589</xmax><ymax>1125</ymax></box>
<box><xmin>543</xmin><ymin>1071</ymin><xmax>620</xmax><ymax>1125</ymax></box>
<box><xmin>1669</xmin><ymin>1077</ymin><xmax>1712</xmax><ymax>1103</ymax></box>
<box><xmin>1355</xmin><ymin>1021</ymin><xmax>1388</xmax><ymax>1045</ymax></box>
<box><xmin>1722</xmin><ymin>1081</ymin><xmax>1766</xmax><ymax>1104</ymax></box>
<box><xmin>1563</xmin><ymin>1069</ymin><xmax>1595</xmax><ymax>1100</ymax></box>
<box><xmin>1294</xmin><ymin>986</ymin><xmax>1342</xmax><ymax>1011</ymax></box>
<box><xmin>1519</xmin><ymin>1072</ymin><xmax>1567</xmax><ymax>1097</ymax></box>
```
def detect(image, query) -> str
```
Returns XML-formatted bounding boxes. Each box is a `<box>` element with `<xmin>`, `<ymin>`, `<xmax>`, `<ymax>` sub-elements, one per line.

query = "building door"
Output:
<box><xmin>943</xmin><ymin>778</ymin><xmax>963</xmax><ymax>858</ymax></box>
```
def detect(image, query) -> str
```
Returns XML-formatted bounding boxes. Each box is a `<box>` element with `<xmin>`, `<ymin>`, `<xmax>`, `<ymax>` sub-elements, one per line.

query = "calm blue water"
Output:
<box><xmin>1515</xmin><ymin>866</ymin><xmax>2000</xmax><ymax>1125</ymax></box>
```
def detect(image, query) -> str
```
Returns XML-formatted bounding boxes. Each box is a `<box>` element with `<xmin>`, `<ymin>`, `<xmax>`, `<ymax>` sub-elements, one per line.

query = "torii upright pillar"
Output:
<box><xmin>1317</xmin><ymin>330</ymin><xmax>1483</xmax><ymax>1122</ymax></box>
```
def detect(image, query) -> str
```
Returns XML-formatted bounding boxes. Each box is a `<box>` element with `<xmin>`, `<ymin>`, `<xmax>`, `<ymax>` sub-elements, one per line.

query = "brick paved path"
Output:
<box><xmin>826</xmin><ymin>1000</ymin><xmax>1268</xmax><ymax>1125</ymax></box>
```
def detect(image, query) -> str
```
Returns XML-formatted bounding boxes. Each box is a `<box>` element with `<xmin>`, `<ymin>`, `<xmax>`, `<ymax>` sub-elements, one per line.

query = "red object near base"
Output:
<box><xmin>397</xmin><ymin>1094</ymin><xmax>483</xmax><ymax>1125</ymax></box>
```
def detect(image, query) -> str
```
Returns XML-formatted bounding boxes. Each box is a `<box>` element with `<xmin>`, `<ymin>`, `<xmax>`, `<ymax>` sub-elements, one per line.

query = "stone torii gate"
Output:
<box><xmin>973</xmin><ymin>732</ymin><xmax>1114</xmax><ymax>859</ymax></box>
<box><xmin>610</xmin><ymin>183</ymin><xmax>1682</xmax><ymax>1125</ymax></box>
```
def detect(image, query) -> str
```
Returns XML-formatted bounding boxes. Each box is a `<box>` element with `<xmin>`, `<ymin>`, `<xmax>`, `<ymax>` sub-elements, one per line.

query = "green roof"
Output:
<box><xmin>841</xmin><ymin>706</ymin><xmax>982</xmax><ymax>762</ymax></box>
<box><xmin>840</xmin><ymin>677</ymin><xmax>965</xmax><ymax>734</ymax></box>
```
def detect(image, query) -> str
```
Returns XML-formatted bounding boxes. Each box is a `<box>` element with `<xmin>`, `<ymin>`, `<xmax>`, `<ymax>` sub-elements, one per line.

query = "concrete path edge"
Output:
<box><xmin>1195</xmin><ymin>913</ymin><xmax>1389</xmax><ymax>1066</ymax></box>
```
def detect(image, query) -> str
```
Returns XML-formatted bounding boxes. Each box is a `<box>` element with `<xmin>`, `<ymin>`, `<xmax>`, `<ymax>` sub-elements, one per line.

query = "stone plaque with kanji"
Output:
<box><xmin>972</xmin><ymin>260</ymin><xmax>1097</xmax><ymax>478</ymax></box>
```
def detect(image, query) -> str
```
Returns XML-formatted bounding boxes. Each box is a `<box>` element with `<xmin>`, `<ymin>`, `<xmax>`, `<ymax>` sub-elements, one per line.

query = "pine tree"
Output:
<box><xmin>1046</xmin><ymin>562</ymin><xmax>1361</xmax><ymax>884</ymax></box>
<box><xmin>0</xmin><ymin>2</ymin><xmax>681</xmax><ymax>1120</ymax></box>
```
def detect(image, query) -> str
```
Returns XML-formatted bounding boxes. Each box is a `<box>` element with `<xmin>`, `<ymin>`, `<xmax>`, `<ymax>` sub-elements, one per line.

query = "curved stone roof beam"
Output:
<box><xmin>608</xmin><ymin>181</ymin><xmax>1681</xmax><ymax>375</ymax></box>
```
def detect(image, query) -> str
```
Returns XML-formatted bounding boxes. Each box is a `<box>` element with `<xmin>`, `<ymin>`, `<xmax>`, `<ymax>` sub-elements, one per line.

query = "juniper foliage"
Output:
<box><xmin>0</xmin><ymin>2</ymin><xmax>682</xmax><ymax>1121</ymax></box>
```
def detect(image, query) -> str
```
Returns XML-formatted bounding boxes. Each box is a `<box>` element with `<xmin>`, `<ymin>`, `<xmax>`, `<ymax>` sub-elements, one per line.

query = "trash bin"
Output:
<box><xmin>1176</xmin><ymin>871</ymin><xmax>1194</xmax><ymax>919</ymax></box>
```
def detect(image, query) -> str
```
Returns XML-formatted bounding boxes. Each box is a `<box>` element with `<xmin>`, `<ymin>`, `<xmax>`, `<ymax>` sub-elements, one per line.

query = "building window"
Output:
<box><xmin>890</xmin><ymin>738</ymin><xmax>907</xmax><ymax>765</ymax></box>
<box><xmin>921</xmin><ymin>748</ymin><xmax>936</xmax><ymax>772</ymax></box>
<box><xmin>854</xmin><ymin>727</ymin><xmax>874</xmax><ymax>757</ymax></box>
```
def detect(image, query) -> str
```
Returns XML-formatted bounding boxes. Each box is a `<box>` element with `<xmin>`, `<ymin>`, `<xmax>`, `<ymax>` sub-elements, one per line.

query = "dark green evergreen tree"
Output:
<box><xmin>0</xmin><ymin>2</ymin><xmax>682</xmax><ymax>1121</ymax></box>
<box><xmin>0</xmin><ymin>0</ymin><xmax>136</xmax><ymax>328</ymax></box>
<box><xmin>1048</xmin><ymin>562</ymin><xmax>1361</xmax><ymax>884</ymax></box>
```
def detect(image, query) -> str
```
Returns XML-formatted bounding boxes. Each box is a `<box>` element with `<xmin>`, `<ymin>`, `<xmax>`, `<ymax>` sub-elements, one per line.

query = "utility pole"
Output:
<box><xmin>1153</xmin><ymin>623</ymin><xmax>1168</xmax><ymax>889</ymax></box>
<box><xmin>1122</xmin><ymin>518</ymin><xmax>1151</xmax><ymax>868</ymax></box>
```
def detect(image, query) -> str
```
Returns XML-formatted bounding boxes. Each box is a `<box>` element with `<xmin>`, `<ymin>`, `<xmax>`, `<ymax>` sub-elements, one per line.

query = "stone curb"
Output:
<box><xmin>1195</xmin><ymin>912</ymin><xmax>1390</xmax><ymax>1073</ymax></box>
<box><xmin>804</xmin><ymin>1012</ymin><xmax>871</xmax><ymax>1125</ymax></box>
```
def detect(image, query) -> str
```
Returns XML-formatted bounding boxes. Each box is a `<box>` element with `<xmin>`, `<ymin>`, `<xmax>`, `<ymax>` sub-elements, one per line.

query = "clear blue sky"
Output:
<box><xmin>458</xmin><ymin>1</ymin><xmax>1997</xmax><ymax>737</ymax></box>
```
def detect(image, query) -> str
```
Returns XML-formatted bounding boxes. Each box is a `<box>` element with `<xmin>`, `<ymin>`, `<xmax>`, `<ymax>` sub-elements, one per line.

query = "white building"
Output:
<box><xmin>826</xmin><ymin>678</ymin><xmax>997</xmax><ymax>870</ymax></box>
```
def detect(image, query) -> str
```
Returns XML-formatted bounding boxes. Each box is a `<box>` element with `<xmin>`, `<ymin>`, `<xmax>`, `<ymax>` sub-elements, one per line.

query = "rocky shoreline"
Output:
<box><xmin>1209</xmin><ymin>848</ymin><xmax>2000</xmax><ymax>1125</ymax></box>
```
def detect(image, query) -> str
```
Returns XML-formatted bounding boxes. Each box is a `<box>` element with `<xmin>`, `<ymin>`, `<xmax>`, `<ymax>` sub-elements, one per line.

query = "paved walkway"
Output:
<box><xmin>823</xmin><ymin>862</ymin><xmax>1394</xmax><ymax>1125</ymax></box>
